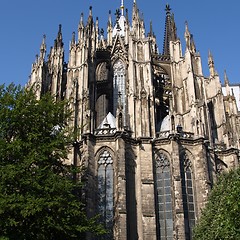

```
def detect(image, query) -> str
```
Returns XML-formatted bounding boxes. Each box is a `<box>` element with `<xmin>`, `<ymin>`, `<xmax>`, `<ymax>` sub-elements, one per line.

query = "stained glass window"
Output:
<box><xmin>113</xmin><ymin>60</ymin><xmax>125</xmax><ymax>117</ymax></box>
<box><xmin>155</xmin><ymin>152</ymin><xmax>173</xmax><ymax>240</ymax></box>
<box><xmin>98</xmin><ymin>150</ymin><xmax>114</xmax><ymax>237</ymax></box>
<box><xmin>180</xmin><ymin>153</ymin><xmax>196</xmax><ymax>240</ymax></box>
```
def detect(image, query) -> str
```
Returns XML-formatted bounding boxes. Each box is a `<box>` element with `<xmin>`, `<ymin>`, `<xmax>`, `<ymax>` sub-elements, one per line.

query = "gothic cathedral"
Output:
<box><xmin>28</xmin><ymin>1</ymin><xmax>240</xmax><ymax>239</ymax></box>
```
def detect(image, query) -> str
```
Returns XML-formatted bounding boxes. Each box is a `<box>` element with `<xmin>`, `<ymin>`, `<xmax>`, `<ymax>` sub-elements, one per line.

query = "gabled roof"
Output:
<box><xmin>97</xmin><ymin>112</ymin><xmax>116</xmax><ymax>129</ymax></box>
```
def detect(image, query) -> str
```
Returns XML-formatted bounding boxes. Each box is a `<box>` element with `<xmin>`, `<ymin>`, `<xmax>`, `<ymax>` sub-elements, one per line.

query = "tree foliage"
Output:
<box><xmin>0</xmin><ymin>84</ymin><xmax>105</xmax><ymax>239</ymax></box>
<box><xmin>193</xmin><ymin>167</ymin><xmax>240</xmax><ymax>240</ymax></box>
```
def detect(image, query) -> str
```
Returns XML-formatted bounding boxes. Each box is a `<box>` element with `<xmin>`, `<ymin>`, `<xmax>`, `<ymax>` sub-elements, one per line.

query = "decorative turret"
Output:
<box><xmin>87</xmin><ymin>6</ymin><xmax>93</xmax><ymax>25</ymax></box>
<box><xmin>184</xmin><ymin>22</ymin><xmax>191</xmax><ymax>51</ymax></box>
<box><xmin>95</xmin><ymin>17</ymin><xmax>99</xmax><ymax>48</ymax></box>
<box><xmin>71</xmin><ymin>32</ymin><xmax>76</xmax><ymax>47</ymax></box>
<box><xmin>46</xmin><ymin>25</ymin><xmax>65</xmax><ymax>98</ymax></box>
<box><xmin>148</xmin><ymin>20</ymin><xmax>158</xmax><ymax>54</ymax></box>
<box><xmin>107</xmin><ymin>10</ymin><xmax>113</xmax><ymax>46</ymax></box>
<box><xmin>224</xmin><ymin>70</ymin><xmax>231</xmax><ymax>96</ymax></box>
<box><xmin>208</xmin><ymin>50</ymin><xmax>215</xmax><ymax>77</ymax></box>
<box><xmin>184</xmin><ymin>22</ymin><xmax>197</xmax><ymax>54</ymax></box>
<box><xmin>78</xmin><ymin>13</ymin><xmax>84</xmax><ymax>43</ymax></box>
<box><xmin>125</xmin><ymin>9</ymin><xmax>130</xmax><ymax>44</ymax></box>
<box><xmin>149</xmin><ymin>21</ymin><xmax>154</xmax><ymax>37</ymax></box>
<box><xmin>131</xmin><ymin>0</ymin><xmax>145</xmax><ymax>38</ymax></box>
<box><xmin>28</xmin><ymin>34</ymin><xmax>49</xmax><ymax>99</ymax></box>
<box><xmin>190</xmin><ymin>34</ymin><xmax>196</xmax><ymax>53</ymax></box>
<box><xmin>40</xmin><ymin>34</ymin><xmax>46</xmax><ymax>61</ymax></box>
<box><xmin>55</xmin><ymin>24</ymin><xmax>63</xmax><ymax>49</ymax></box>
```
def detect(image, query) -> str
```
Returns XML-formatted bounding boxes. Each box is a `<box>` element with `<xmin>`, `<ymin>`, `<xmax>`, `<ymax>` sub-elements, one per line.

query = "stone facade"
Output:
<box><xmin>28</xmin><ymin>2</ymin><xmax>240</xmax><ymax>239</ymax></box>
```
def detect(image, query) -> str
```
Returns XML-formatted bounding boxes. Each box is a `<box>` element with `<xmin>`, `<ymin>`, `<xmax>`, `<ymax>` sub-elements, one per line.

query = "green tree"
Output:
<box><xmin>193</xmin><ymin>167</ymin><xmax>240</xmax><ymax>240</ymax></box>
<box><xmin>0</xmin><ymin>84</ymin><xmax>105</xmax><ymax>239</ymax></box>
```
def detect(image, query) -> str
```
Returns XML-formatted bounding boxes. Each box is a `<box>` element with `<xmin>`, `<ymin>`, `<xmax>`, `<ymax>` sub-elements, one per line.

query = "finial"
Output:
<box><xmin>208</xmin><ymin>50</ymin><xmax>215</xmax><ymax>77</ymax></box>
<box><xmin>89</xmin><ymin>6</ymin><xmax>92</xmax><ymax>16</ymax></box>
<box><xmin>224</xmin><ymin>70</ymin><xmax>230</xmax><ymax>86</ymax></box>
<box><xmin>185</xmin><ymin>21</ymin><xmax>189</xmax><ymax>31</ymax></box>
<box><xmin>165</xmin><ymin>4</ymin><xmax>171</xmax><ymax>15</ymax></box>
<box><xmin>71</xmin><ymin>32</ymin><xmax>75</xmax><ymax>43</ymax></box>
<box><xmin>224</xmin><ymin>70</ymin><xmax>231</xmax><ymax>96</ymax></box>
<box><xmin>57</xmin><ymin>24</ymin><xmax>62</xmax><ymax>43</ymax></box>
<box><xmin>184</xmin><ymin>21</ymin><xmax>191</xmax><ymax>49</ymax></box>
<box><xmin>126</xmin><ymin>8</ymin><xmax>129</xmax><ymax>21</ymax></box>
<box><xmin>190</xmin><ymin>34</ymin><xmax>196</xmax><ymax>52</ymax></box>
<box><xmin>120</xmin><ymin>0</ymin><xmax>124</xmax><ymax>16</ymax></box>
<box><xmin>58</xmin><ymin>24</ymin><xmax>62</xmax><ymax>33</ymax></box>
<box><xmin>149</xmin><ymin>20</ymin><xmax>153</xmax><ymax>36</ymax></box>
<box><xmin>58</xmin><ymin>24</ymin><xmax>62</xmax><ymax>37</ymax></box>
<box><xmin>42</xmin><ymin>34</ymin><xmax>46</xmax><ymax>43</ymax></box>
<box><xmin>40</xmin><ymin>34</ymin><xmax>46</xmax><ymax>50</ymax></box>
<box><xmin>108</xmin><ymin>10</ymin><xmax>112</xmax><ymax>26</ymax></box>
<box><xmin>208</xmin><ymin>50</ymin><xmax>214</xmax><ymax>64</ymax></box>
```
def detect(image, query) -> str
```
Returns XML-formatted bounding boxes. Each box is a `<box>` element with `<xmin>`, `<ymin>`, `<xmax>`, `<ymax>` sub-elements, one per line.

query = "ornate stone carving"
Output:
<box><xmin>155</xmin><ymin>152</ymin><xmax>170</xmax><ymax>170</ymax></box>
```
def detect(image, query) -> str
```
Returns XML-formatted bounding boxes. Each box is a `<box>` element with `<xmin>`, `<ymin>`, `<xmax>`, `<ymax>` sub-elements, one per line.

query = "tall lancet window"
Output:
<box><xmin>113</xmin><ymin>60</ymin><xmax>125</xmax><ymax>117</ymax></box>
<box><xmin>154</xmin><ymin>152</ymin><xmax>173</xmax><ymax>240</ymax></box>
<box><xmin>180</xmin><ymin>153</ymin><xmax>196</xmax><ymax>240</ymax></box>
<box><xmin>98</xmin><ymin>150</ymin><xmax>114</xmax><ymax>236</ymax></box>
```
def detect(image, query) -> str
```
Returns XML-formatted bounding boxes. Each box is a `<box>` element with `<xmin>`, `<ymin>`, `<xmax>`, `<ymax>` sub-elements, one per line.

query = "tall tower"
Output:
<box><xmin>28</xmin><ymin>1</ymin><xmax>240</xmax><ymax>239</ymax></box>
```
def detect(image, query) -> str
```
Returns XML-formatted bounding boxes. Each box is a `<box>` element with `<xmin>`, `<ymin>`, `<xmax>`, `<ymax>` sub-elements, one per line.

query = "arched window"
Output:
<box><xmin>96</xmin><ymin>94</ymin><xmax>108</xmax><ymax>127</ymax></box>
<box><xmin>113</xmin><ymin>60</ymin><xmax>125</xmax><ymax>117</ymax></box>
<box><xmin>154</xmin><ymin>152</ymin><xmax>173</xmax><ymax>240</ymax></box>
<box><xmin>98</xmin><ymin>150</ymin><xmax>114</xmax><ymax>234</ymax></box>
<box><xmin>96</xmin><ymin>62</ymin><xmax>109</xmax><ymax>81</ymax></box>
<box><xmin>180</xmin><ymin>153</ymin><xmax>196</xmax><ymax>240</ymax></box>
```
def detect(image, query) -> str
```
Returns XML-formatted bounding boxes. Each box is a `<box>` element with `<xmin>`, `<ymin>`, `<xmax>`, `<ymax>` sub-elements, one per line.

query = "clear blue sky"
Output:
<box><xmin>0</xmin><ymin>0</ymin><xmax>239</xmax><ymax>86</ymax></box>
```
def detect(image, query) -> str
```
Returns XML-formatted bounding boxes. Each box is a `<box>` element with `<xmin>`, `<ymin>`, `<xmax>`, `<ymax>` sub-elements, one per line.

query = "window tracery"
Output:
<box><xmin>98</xmin><ymin>150</ymin><xmax>114</xmax><ymax>236</ymax></box>
<box><xmin>113</xmin><ymin>60</ymin><xmax>125</xmax><ymax>117</ymax></box>
<box><xmin>155</xmin><ymin>152</ymin><xmax>173</xmax><ymax>240</ymax></box>
<box><xmin>180</xmin><ymin>152</ymin><xmax>196</xmax><ymax>240</ymax></box>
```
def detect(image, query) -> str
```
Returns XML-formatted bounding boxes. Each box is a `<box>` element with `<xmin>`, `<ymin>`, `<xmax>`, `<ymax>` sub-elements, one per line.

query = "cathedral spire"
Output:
<box><xmin>163</xmin><ymin>4</ymin><xmax>177</xmax><ymax>55</ymax></box>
